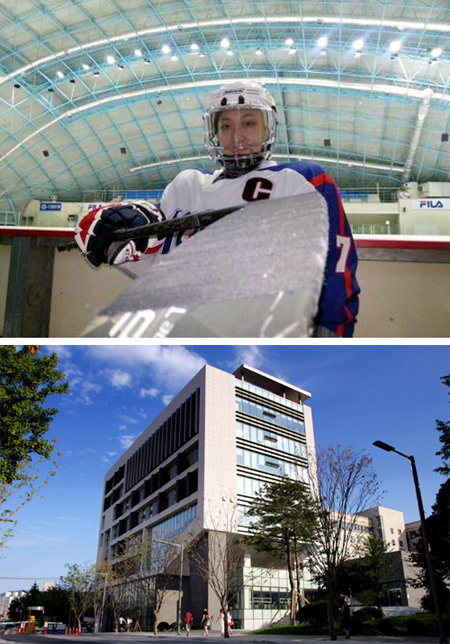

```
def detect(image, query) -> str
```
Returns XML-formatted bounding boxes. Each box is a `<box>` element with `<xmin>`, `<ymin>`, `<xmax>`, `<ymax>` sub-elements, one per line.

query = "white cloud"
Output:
<box><xmin>119</xmin><ymin>414</ymin><xmax>139</xmax><ymax>425</ymax></box>
<box><xmin>119</xmin><ymin>434</ymin><xmax>137</xmax><ymax>450</ymax></box>
<box><xmin>101</xmin><ymin>451</ymin><xmax>118</xmax><ymax>464</ymax></box>
<box><xmin>87</xmin><ymin>345</ymin><xmax>205</xmax><ymax>390</ymax></box>
<box><xmin>232</xmin><ymin>346</ymin><xmax>265</xmax><ymax>369</ymax></box>
<box><xmin>46</xmin><ymin>345</ymin><xmax>72</xmax><ymax>360</ymax></box>
<box><xmin>140</xmin><ymin>387</ymin><xmax>158</xmax><ymax>398</ymax></box>
<box><xmin>106</xmin><ymin>369</ymin><xmax>132</xmax><ymax>389</ymax></box>
<box><xmin>162</xmin><ymin>394</ymin><xmax>174</xmax><ymax>406</ymax></box>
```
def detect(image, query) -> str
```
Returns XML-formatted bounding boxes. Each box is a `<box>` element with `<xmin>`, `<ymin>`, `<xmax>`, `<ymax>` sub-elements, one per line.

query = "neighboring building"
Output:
<box><xmin>358</xmin><ymin>506</ymin><xmax>408</xmax><ymax>552</ymax></box>
<box><xmin>405</xmin><ymin>520</ymin><xmax>422</xmax><ymax>552</ymax></box>
<box><xmin>0</xmin><ymin>591</ymin><xmax>26</xmax><ymax>619</ymax></box>
<box><xmin>97</xmin><ymin>363</ymin><xmax>423</xmax><ymax>630</ymax></box>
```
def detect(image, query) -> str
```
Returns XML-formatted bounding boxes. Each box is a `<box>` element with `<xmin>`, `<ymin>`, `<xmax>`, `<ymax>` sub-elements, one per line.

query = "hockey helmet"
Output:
<box><xmin>203</xmin><ymin>81</ymin><xmax>278</xmax><ymax>176</ymax></box>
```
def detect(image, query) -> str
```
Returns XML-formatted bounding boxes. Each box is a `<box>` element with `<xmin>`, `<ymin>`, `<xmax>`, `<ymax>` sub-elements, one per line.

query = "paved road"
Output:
<box><xmin>0</xmin><ymin>630</ymin><xmax>441</xmax><ymax>644</ymax></box>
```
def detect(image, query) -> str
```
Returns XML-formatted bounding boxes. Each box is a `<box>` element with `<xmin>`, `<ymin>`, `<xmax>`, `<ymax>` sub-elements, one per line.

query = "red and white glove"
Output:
<box><xmin>74</xmin><ymin>201</ymin><xmax>164</xmax><ymax>267</ymax></box>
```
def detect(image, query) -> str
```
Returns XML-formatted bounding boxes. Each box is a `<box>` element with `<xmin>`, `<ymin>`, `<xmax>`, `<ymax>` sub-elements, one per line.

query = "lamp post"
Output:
<box><xmin>153</xmin><ymin>539</ymin><xmax>184</xmax><ymax>636</ymax></box>
<box><xmin>373</xmin><ymin>440</ymin><xmax>447</xmax><ymax>644</ymax></box>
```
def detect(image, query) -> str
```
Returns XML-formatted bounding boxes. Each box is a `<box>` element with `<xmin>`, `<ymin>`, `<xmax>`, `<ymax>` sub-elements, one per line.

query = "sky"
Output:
<box><xmin>0</xmin><ymin>343</ymin><xmax>448</xmax><ymax>596</ymax></box>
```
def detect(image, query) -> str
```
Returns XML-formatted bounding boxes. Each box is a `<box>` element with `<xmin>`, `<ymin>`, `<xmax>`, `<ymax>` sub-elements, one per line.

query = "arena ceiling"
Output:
<box><xmin>0</xmin><ymin>0</ymin><xmax>449</xmax><ymax>217</ymax></box>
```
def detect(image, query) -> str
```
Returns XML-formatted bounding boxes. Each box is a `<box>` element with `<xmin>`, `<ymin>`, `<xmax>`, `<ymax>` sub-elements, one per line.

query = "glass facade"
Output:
<box><xmin>236</xmin><ymin>447</ymin><xmax>309</xmax><ymax>480</ymax></box>
<box><xmin>236</xmin><ymin>421</ymin><xmax>307</xmax><ymax>458</ymax></box>
<box><xmin>234</xmin><ymin>381</ymin><xmax>310</xmax><ymax>629</ymax></box>
<box><xmin>236</xmin><ymin>397</ymin><xmax>305</xmax><ymax>434</ymax></box>
<box><xmin>237</xmin><ymin>381</ymin><xmax>303</xmax><ymax>412</ymax></box>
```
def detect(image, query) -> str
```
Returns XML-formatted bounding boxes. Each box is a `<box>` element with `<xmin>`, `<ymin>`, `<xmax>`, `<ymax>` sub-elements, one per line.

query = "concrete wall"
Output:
<box><xmin>51</xmin><ymin>250</ymin><xmax>450</xmax><ymax>338</ymax></box>
<box><xmin>356</xmin><ymin>259</ymin><xmax>450</xmax><ymax>337</ymax></box>
<box><xmin>1</xmin><ymin>239</ymin><xmax>449</xmax><ymax>338</ymax></box>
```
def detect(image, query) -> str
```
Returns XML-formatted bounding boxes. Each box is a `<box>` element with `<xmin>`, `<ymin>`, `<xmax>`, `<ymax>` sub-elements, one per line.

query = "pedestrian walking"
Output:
<box><xmin>184</xmin><ymin>610</ymin><xmax>193</xmax><ymax>636</ymax></box>
<box><xmin>201</xmin><ymin>609</ymin><xmax>211</xmax><ymax>636</ymax></box>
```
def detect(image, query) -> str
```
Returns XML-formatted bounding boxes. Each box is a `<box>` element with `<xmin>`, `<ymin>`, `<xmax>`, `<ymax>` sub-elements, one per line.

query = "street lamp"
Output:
<box><xmin>153</xmin><ymin>539</ymin><xmax>184</xmax><ymax>636</ymax></box>
<box><xmin>373</xmin><ymin>440</ymin><xmax>447</xmax><ymax>644</ymax></box>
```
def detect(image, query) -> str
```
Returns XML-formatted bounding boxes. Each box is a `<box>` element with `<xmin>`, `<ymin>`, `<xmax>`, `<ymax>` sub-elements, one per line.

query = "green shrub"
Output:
<box><xmin>354</xmin><ymin>606</ymin><xmax>383</xmax><ymax>621</ymax></box>
<box><xmin>406</xmin><ymin>618</ymin><xmax>427</xmax><ymax>636</ymax></box>
<box><xmin>349</xmin><ymin>615</ymin><xmax>363</xmax><ymax>635</ymax></box>
<box><xmin>297</xmin><ymin>600</ymin><xmax>329</xmax><ymax>627</ymax></box>
<box><xmin>378</xmin><ymin>618</ymin><xmax>395</xmax><ymax>635</ymax></box>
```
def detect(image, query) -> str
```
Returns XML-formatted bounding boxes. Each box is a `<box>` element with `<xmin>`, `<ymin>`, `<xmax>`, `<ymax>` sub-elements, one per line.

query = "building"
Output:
<box><xmin>358</xmin><ymin>506</ymin><xmax>408</xmax><ymax>552</ymax></box>
<box><xmin>98</xmin><ymin>363</ymin><xmax>317</xmax><ymax>630</ymax></box>
<box><xmin>405</xmin><ymin>520</ymin><xmax>422</xmax><ymax>552</ymax></box>
<box><xmin>97</xmin><ymin>363</ymin><xmax>422</xmax><ymax>630</ymax></box>
<box><xmin>0</xmin><ymin>591</ymin><xmax>26</xmax><ymax>620</ymax></box>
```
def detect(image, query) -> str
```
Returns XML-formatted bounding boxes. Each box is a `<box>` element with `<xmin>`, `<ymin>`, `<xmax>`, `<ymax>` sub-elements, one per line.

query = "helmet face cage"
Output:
<box><xmin>203</xmin><ymin>83</ymin><xmax>278</xmax><ymax>175</ymax></box>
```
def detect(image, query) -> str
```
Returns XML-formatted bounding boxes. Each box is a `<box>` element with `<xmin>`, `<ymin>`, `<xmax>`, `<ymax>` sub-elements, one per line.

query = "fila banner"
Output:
<box><xmin>412</xmin><ymin>199</ymin><xmax>450</xmax><ymax>210</ymax></box>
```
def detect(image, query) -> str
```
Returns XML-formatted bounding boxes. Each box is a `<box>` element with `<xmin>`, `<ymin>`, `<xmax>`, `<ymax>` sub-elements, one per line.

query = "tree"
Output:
<box><xmin>408</xmin><ymin>373</ymin><xmax>450</xmax><ymax>613</ymax></box>
<box><xmin>62</xmin><ymin>563</ymin><xmax>97</xmax><ymax>633</ymax></box>
<box><xmin>434</xmin><ymin>374</ymin><xmax>449</xmax><ymax>476</ymax></box>
<box><xmin>187</xmin><ymin>499</ymin><xmax>252</xmax><ymax>638</ymax></box>
<box><xmin>349</xmin><ymin>534</ymin><xmax>396</xmax><ymax>609</ymax></box>
<box><xmin>246</xmin><ymin>478</ymin><xmax>318</xmax><ymax>624</ymax></box>
<box><xmin>101</xmin><ymin>528</ymin><xmax>185</xmax><ymax>634</ymax></box>
<box><xmin>305</xmin><ymin>444</ymin><xmax>382</xmax><ymax>641</ymax></box>
<box><xmin>0</xmin><ymin>346</ymin><xmax>69</xmax><ymax>548</ymax></box>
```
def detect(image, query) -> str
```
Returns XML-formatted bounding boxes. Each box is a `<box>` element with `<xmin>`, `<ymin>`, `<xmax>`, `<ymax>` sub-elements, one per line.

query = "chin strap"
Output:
<box><xmin>219</xmin><ymin>154</ymin><xmax>264</xmax><ymax>178</ymax></box>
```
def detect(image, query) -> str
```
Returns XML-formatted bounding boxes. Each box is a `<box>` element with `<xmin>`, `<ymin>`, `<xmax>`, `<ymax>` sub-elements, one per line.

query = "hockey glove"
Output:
<box><xmin>74</xmin><ymin>201</ymin><xmax>163</xmax><ymax>267</ymax></box>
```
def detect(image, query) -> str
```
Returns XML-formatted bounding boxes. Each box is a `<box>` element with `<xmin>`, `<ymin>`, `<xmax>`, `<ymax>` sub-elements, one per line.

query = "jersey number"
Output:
<box><xmin>336</xmin><ymin>235</ymin><xmax>351</xmax><ymax>273</ymax></box>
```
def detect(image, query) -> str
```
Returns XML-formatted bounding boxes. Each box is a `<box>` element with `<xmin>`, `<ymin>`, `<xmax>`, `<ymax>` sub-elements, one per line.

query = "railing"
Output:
<box><xmin>340</xmin><ymin>187</ymin><xmax>400</xmax><ymax>203</ymax></box>
<box><xmin>351</xmin><ymin>223</ymin><xmax>400</xmax><ymax>235</ymax></box>
<box><xmin>0</xmin><ymin>211</ymin><xmax>19</xmax><ymax>226</ymax></box>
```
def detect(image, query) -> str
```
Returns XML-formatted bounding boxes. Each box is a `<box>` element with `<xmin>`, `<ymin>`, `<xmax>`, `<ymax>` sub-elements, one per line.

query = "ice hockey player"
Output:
<box><xmin>75</xmin><ymin>81</ymin><xmax>359</xmax><ymax>337</ymax></box>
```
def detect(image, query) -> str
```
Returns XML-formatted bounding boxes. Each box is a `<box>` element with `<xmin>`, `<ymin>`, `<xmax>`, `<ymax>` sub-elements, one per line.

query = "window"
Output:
<box><xmin>236</xmin><ymin>397</ymin><xmax>305</xmax><ymax>434</ymax></box>
<box><xmin>236</xmin><ymin>421</ymin><xmax>307</xmax><ymax>458</ymax></box>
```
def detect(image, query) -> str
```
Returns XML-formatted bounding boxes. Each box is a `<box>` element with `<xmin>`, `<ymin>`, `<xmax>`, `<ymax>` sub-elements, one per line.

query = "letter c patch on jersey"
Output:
<box><xmin>242</xmin><ymin>177</ymin><xmax>274</xmax><ymax>201</ymax></box>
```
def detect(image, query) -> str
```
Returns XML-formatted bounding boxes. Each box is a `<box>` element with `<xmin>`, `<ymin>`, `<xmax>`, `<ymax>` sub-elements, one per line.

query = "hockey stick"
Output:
<box><xmin>57</xmin><ymin>204</ymin><xmax>244</xmax><ymax>252</ymax></box>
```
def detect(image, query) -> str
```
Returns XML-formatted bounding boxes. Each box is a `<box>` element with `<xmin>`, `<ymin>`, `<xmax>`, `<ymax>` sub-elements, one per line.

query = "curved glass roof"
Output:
<box><xmin>0</xmin><ymin>0</ymin><xmax>449</xmax><ymax>215</ymax></box>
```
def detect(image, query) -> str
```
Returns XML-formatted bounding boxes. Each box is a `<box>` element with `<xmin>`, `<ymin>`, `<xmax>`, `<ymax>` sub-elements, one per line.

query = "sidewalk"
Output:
<box><xmin>0</xmin><ymin>630</ymin><xmax>442</xmax><ymax>644</ymax></box>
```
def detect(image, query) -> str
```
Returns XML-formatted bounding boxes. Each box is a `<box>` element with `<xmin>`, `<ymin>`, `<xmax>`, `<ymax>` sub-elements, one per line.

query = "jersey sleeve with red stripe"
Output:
<box><xmin>286</xmin><ymin>161</ymin><xmax>360</xmax><ymax>337</ymax></box>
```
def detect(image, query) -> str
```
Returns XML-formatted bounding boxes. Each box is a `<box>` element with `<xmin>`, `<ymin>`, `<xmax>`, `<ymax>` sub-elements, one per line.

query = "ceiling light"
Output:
<box><xmin>285</xmin><ymin>37</ymin><xmax>294</xmax><ymax>46</ymax></box>
<box><xmin>134</xmin><ymin>48</ymin><xmax>142</xmax><ymax>57</ymax></box>
<box><xmin>352</xmin><ymin>38</ymin><xmax>364</xmax><ymax>52</ymax></box>
<box><xmin>430</xmin><ymin>47</ymin><xmax>442</xmax><ymax>58</ymax></box>
<box><xmin>317</xmin><ymin>36</ymin><xmax>327</xmax><ymax>48</ymax></box>
<box><xmin>220</xmin><ymin>37</ymin><xmax>230</xmax><ymax>48</ymax></box>
<box><xmin>389</xmin><ymin>40</ymin><xmax>401</xmax><ymax>54</ymax></box>
<box><xmin>106</xmin><ymin>55</ymin><xmax>115</xmax><ymax>64</ymax></box>
<box><xmin>161</xmin><ymin>44</ymin><xmax>171</xmax><ymax>54</ymax></box>
<box><xmin>171</xmin><ymin>55</ymin><xmax>179</xmax><ymax>61</ymax></box>
<box><xmin>144</xmin><ymin>59</ymin><xmax>151</xmax><ymax>65</ymax></box>
<box><xmin>190</xmin><ymin>43</ymin><xmax>199</xmax><ymax>51</ymax></box>
<box><xmin>226</xmin><ymin>49</ymin><xmax>234</xmax><ymax>56</ymax></box>
<box><xmin>288</xmin><ymin>47</ymin><xmax>296</xmax><ymax>55</ymax></box>
<box><xmin>82</xmin><ymin>63</ymin><xmax>90</xmax><ymax>71</ymax></box>
<box><xmin>56</xmin><ymin>71</ymin><xmax>64</xmax><ymax>79</ymax></box>
<box><xmin>255</xmin><ymin>48</ymin><xmax>263</xmax><ymax>56</ymax></box>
